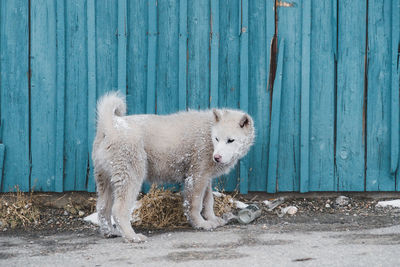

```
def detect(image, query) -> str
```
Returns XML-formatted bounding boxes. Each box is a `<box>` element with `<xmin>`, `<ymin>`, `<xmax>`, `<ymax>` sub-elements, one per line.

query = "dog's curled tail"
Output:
<box><xmin>96</xmin><ymin>91</ymin><xmax>127</xmax><ymax>134</ymax></box>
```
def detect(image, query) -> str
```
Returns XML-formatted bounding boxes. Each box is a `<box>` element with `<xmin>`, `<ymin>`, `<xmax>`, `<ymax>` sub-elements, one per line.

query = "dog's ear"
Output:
<box><xmin>239</xmin><ymin>114</ymin><xmax>250</xmax><ymax>128</ymax></box>
<box><xmin>213</xmin><ymin>108</ymin><xmax>221</xmax><ymax>122</ymax></box>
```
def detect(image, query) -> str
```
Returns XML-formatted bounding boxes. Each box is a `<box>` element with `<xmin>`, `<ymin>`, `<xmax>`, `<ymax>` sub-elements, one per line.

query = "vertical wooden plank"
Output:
<box><xmin>87</xmin><ymin>0</ymin><xmax>97</xmax><ymax>192</ymax></box>
<box><xmin>392</xmin><ymin>0</ymin><xmax>400</xmax><ymax>190</ymax></box>
<box><xmin>209</xmin><ymin>0</ymin><xmax>219</xmax><ymax>190</ymax></box>
<box><xmin>96</xmin><ymin>0</ymin><xmax>118</xmax><ymax>98</ymax></box>
<box><xmin>309</xmin><ymin>1</ymin><xmax>336</xmax><ymax>191</ymax></box>
<box><xmin>0</xmin><ymin>144</ymin><xmax>5</xmax><ymax>188</ymax></box>
<box><xmin>0</xmin><ymin>0</ymin><xmax>30</xmax><ymax>192</ymax></box>
<box><xmin>336</xmin><ymin>0</ymin><xmax>366</xmax><ymax>191</ymax></box>
<box><xmin>267</xmin><ymin>40</ymin><xmax>284</xmax><ymax>193</ymax></box>
<box><xmin>247</xmin><ymin>0</ymin><xmax>270</xmax><ymax>192</ymax></box>
<box><xmin>157</xmin><ymin>0</ymin><xmax>179</xmax><ymax>114</ymax></box>
<box><xmin>299</xmin><ymin>0</ymin><xmax>311</xmax><ymax>193</ymax></box>
<box><xmin>146</xmin><ymin>0</ymin><xmax>157</xmax><ymax>114</ymax></box>
<box><xmin>127</xmin><ymin>0</ymin><xmax>147</xmax><ymax>114</ymax></box>
<box><xmin>262</xmin><ymin>0</ymin><xmax>274</xmax><ymax>192</ymax></box>
<box><xmin>239</xmin><ymin>0</ymin><xmax>249</xmax><ymax>194</ymax></box>
<box><xmin>276</xmin><ymin>0</ymin><xmax>302</xmax><ymax>191</ymax></box>
<box><xmin>217</xmin><ymin>0</ymin><xmax>239</xmax><ymax>191</ymax></box>
<box><xmin>118</xmin><ymin>0</ymin><xmax>127</xmax><ymax>95</ymax></box>
<box><xmin>30</xmin><ymin>0</ymin><xmax>57</xmax><ymax>191</ymax></box>
<box><xmin>64</xmin><ymin>0</ymin><xmax>89</xmax><ymax>191</ymax></box>
<box><xmin>55</xmin><ymin>0</ymin><xmax>65</xmax><ymax>192</ymax></box>
<box><xmin>365</xmin><ymin>0</ymin><xmax>394</xmax><ymax>191</ymax></box>
<box><xmin>178</xmin><ymin>0</ymin><xmax>188</xmax><ymax>111</ymax></box>
<box><xmin>187</xmin><ymin>0</ymin><xmax>210</xmax><ymax>110</ymax></box>
<box><xmin>209</xmin><ymin>0</ymin><xmax>219</xmax><ymax>108</ymax></box>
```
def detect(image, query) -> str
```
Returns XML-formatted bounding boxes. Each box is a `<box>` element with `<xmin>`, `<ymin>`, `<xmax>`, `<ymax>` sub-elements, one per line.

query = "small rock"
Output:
<box><xmin>78</xmin><ymin>211</ymin><xmax>85</xmax><ymax>217</ymax></box>
<box><xmin>336</xmin><ymin>196</ymin><xmax>349</xmax><ymax>206</ymax></box>
<box><xmin>47</xmin><ymin>219</ymin><xmax>54</xmax><ymax>224</ymax></box>
<box><xmin>63</xmin><ymin>210</ymin><xmax>69</xmax><ymax>216</ymax></box>
<box><xmin>325</xmin><ymin>203</ymin><xmax>331</xmax><ymax>208</ymax></box>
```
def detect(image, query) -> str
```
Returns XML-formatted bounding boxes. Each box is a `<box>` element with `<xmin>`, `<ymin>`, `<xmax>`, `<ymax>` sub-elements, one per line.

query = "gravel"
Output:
<box><xmin>1</xmin><ymin>193</ymin><xmax>399</xmax><ymax>236</ymax></box>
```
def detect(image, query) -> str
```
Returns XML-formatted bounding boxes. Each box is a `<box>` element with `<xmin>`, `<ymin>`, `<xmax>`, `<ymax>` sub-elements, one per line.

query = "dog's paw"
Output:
<box><xmin>209</xmin><ymin>216</ymin><xmax>227</xmax><ymax>227</ymax></box>
<box><xmin>101</xmin><ymin>228</ymin><xmax>121</xmax><ymax>238</ymax></box>
<box><xmin>193</xmin><ymin>220</ymin><xmax>218</xmax><ymax>230</ymax></box>
<box><xmin>103</xmin><ymin>232</ymin><xmax>119</xmax><ymax>238</ymax></box>
<box><xmin>124</xmin><ymin>233</ymin><xmax>147</xmax><ymax>243</ymax></box>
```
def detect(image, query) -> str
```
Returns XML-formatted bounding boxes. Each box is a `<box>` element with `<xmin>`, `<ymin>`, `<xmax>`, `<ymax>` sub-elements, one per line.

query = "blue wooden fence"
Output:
<box><xmin>0</xmin><ymin>0</ymin><xmax>399</xmax><ymax>193</ymax></box>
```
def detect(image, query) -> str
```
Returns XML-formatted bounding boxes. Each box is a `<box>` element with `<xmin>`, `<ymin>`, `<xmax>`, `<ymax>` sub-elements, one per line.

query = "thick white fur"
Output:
<box><xmin>92</xmin><ymin>91</ymin><xmax>255</xmax><ymax>242</ymax></box>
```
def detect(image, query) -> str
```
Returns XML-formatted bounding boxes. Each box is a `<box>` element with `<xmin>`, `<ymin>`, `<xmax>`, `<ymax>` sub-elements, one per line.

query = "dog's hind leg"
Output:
<box><xmin>202</xmin><ymin>181</ymin><xmax>227</xmax><ymax>227</ymax></box>
<box><xmin>96</xmin><ymin>170</ymin><xmax>118</xmax><ymax>237</ymax></box>
<box><xmin>111</xmin><ymin>149</ymin><xmax>146</xmax><ymax>243</ymax></box>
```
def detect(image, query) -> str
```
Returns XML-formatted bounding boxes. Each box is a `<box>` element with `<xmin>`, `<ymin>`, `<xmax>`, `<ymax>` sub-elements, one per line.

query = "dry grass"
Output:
<box><xmin>132</xmin><ymin>184</ymin><xmax>236</xmax><ymax>229</ymax></box>
<box><xmin>0</xmin><ymin>184</ymin><xmax>236</xmax><ymax>231</ymax></box>
<box><xmin>0</xmin><ymin>187</ymin><xmax>40</xmax><ymax>229</ymax></box>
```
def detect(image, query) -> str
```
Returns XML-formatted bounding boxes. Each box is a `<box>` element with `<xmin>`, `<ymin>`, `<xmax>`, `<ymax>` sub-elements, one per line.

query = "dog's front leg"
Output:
<box><xmin>183</xmin><ymin>176</ymin><xmax>216</xmax><ymax>230</ymax></box>
<box><xmin>202</xmin><ymin>181</ymin><xmax>227</xmax><ymax>227</ymax></box>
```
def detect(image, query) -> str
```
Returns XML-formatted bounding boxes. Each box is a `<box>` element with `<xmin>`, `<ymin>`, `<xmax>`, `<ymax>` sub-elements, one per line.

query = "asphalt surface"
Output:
<box><xmin>1</xmin><ymin>222</ymin><xmax>399</xmax><ymax>267</ymax></box>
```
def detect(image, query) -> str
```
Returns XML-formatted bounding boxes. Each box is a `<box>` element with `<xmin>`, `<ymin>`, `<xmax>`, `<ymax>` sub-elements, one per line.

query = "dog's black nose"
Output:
<box><xmin>214</xmin><ymin>154</ymin><xmax>222</xmax><ymax>162</ymax></box>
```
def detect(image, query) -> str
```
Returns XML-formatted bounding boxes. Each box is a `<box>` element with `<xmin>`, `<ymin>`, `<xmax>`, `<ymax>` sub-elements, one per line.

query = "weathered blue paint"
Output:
<box><xmin>0</xmin><ymin>0</ymin><xmax>30</xmax><ymax>192</ymax></box>
<box><xmin>239</xmin><ymin>0</ymin><xmax>249</xmax><ymax>194</ymax></box>
<box><xmin>117</xmin><ymin>0</ymin><xmax>127</xmax><ymax>96</ymax></box>
<box><xmin>178</xmin><ymin>0</ymin><xmax>188</xmax><ymax>111</ymax></box>
<box><xmin>30</xmin><ymin>0</ymin><xmax>57</xmax><ymax>191</ymax></box>
<box><xmin>276</xmin><ymin>1</ymin><xmax>301</xmax><ymax>192</ymax></box>
<box><xmin>127</xmin><ymin>0</ymin><xmax>147</xmax><ymax>114</ymax></box>
<box><xmin>337</xmin><ymin>0</ymin><xmax>366</xmax><ymax>191</ymax></box>
<box><xmin>64</xmin><ymin>0</ymin><xmax>89</xmax><ymax>191</ymax></box>
<box><xmin>0</xmin><ymin>1</ymin><xmax>399</xmax><ymax>193</ymax></box>
<box><xmin>187</xmin><ymin>0</ymin><xmax>210</xmax><ymax>110</ymax></box>
<box><xmin>267</xmin><ymin>40</ymin><xmax>285</xmax><ymax>193</ymax></box>
<box><xmin>217</xmin><ymin>0</ymin><xmax>240</xmax><ymax>192</ymax></box>
<box><xmin>366</xmin><ymin>0</ymin><xmax>394</xmax><ymax>191</ymax></box>
<box><xmin>0</xmin><ymin>144</ymin><xmax>5</xmax><ymax>187</ymax></box>
<box><xmin>391</xmin><ymin>0</ymin><xmax>400</xmax><ymax>191</ymax></box>
<box><xmin>87</xmin><ymin>0</ymin><xmax>97</xmax><ymax>193</ymax></box>
<box><xmin>309</xmin><ymin>0</ymin><xmax>336</xmax><ymax>191</ymax></box>
<box><xmin>157</xmin><ymin>0</ymin><xmax>179</xmax><ymax>115</ymax></box>
<box><xmin>146</xmin><ymin>0</ymin><xmax>157</xmax><ymax>114</ymax></box>
<box><xmin>55</xmin><ymin>0</ymin><xmax>66</xmax><ymax>193</ymax></box>
<box><xmin>210</xmin><ymin>0</ymin><xmax>219</xmax><ymax>109</ymax></box>
<box><xmin>299</xmin><ymin>0</ymin><xmax>311</xmax><ymax>193</ymax></box>
<box><xmin>247</xmin><ymin>0</ymin><xmax>270</xmax><ymax>192</ymax></box>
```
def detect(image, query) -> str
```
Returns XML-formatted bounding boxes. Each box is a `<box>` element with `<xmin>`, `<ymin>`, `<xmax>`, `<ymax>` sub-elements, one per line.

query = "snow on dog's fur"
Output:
<box><xmin>92</xmin><ymin>91</ymin><xmax>255</xmax><ymax>242</ymax></box>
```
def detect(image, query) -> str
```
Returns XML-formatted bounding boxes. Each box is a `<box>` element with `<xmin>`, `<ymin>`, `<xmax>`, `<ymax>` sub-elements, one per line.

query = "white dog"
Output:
<box><xmin>92</xmin><ymin>92</ymin><xmax>255</xmax><ymax>242</ymax></box>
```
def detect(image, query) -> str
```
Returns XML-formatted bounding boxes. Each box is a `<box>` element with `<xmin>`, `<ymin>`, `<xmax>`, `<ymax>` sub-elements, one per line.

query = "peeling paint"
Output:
<box><xmin>276</xmin><ymin>1</ymin><xmax>295</xmax><ymax>8</ymax></box>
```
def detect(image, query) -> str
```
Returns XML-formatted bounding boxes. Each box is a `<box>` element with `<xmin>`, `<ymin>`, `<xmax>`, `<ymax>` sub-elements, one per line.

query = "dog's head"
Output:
<box><xmin>211</xmin><ymin>109</ymin><xmax>255</xmax><ymax>165</ymax></box>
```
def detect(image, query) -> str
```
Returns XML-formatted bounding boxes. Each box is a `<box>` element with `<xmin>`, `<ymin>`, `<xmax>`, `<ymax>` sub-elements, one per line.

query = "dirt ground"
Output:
<box><xmin>1</xmin><ymin>192</ymin><xmax>400</xmax><ymax>266</ymax></box>
<box><xmin>1</xmin><ymin>192</ymin><xmax>399</xmax><ymax>235</ymax></box>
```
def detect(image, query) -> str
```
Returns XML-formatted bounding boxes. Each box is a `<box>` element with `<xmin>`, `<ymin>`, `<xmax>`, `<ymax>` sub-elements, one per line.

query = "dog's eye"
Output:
<box><xmin>215</xmin><ymin>137</ymin><xmax>219</xmax><ymax>142</ymax></box>
<box><xmin>227</xmin><ymin>138</ymin><xmax>235</xmax><ymax>144</ymax></box>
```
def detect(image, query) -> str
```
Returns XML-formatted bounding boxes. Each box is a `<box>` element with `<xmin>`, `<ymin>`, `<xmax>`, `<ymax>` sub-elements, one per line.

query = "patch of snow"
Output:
<box><xmin>212</xmin><ymin>191</ymin><xmax>224</xmax><ymax>198</ymax></box>
<box><xmin>376</xmin><ymin>199</ymin><xmax>400</xmax><ymax>209</ymax></box>
<box><xmin>84</xmin><ymin>212</ymin><xmax>100</xmax><ymax>225</ymax></box>
<box><xmin>262</xmin><ymin>200</ymin><xmax>271</xmax><ymax>206</ymax></box>
<box><xmin>234</xmin><ymin>200</ymin><xmax>248</xmax><ymax>209</ymax></box>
